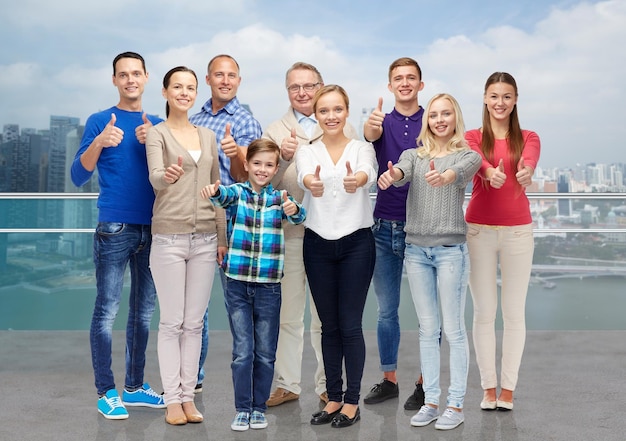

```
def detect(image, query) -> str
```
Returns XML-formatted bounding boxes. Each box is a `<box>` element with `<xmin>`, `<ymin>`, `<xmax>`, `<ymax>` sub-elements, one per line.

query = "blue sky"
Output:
<box><xmin>0</xmin><ymin>0</ymin><xmax>623</xmax><ymax>168</ymax></box>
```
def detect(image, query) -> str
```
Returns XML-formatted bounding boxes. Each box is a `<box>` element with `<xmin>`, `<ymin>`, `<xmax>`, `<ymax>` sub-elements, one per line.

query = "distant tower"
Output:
<box><xmin>359</xmin><ymin>108</ymin><xmax>374</xmax><ymax>141</ymax></box>
<box><xmin>557</xmin><ymin>174</ymin><xmax>571</xmax><ymax>216</ymax></box>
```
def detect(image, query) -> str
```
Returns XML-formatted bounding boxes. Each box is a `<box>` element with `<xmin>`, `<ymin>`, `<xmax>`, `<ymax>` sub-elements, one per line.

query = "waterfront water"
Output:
<box><xmin>1</xmin><ymin>270</ymin><xmax>624</xmax><ymax>331</ymax></box>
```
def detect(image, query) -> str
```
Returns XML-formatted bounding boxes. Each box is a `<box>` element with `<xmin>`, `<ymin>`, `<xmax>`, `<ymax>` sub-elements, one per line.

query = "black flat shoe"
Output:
<box><xmin>310</xmin><ymin>407</ymin><xmax>342</xmax><ymax>425</ymax></box>
<box><xmin>331</xmin><ymin>407</ymin><xmax>360</xmax><ymax>428</ymax></box>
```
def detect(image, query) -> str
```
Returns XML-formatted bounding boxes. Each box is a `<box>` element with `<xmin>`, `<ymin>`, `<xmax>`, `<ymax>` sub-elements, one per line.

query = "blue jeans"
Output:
<box><xmin>90</xmin><ymin>222</ymin><xmax>156</xmax><ymax>395</ymax></box>
<box><xmin>404</xmin><ymin>242</ymin><xmax>470</xmax><ymax>409</ymax></box>
<box><xmin>303</xmin><ymin>228</ymin><xmax>375</xmax><ymax>405</ymax></box>
<box><xmin>371</xmin><ymin>218</ymin><xmax>405</xmax><ymax>372</ymax></box>
<box><xmin>224</xmin><ymin>277</ymin><xmax>281</xmax><ymax>413</ymax></box>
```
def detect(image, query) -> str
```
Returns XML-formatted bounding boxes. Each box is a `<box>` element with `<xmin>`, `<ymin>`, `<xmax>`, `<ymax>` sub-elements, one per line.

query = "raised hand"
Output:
<box><xmin>220</xmin><ymin>123</ymin><xmax>238</xmax><ymax>158</ymax></box>
<box><xmin>489</xmin><ymin>158</ymin><xmax>506</xmax><ymax>189</ymax></box>
<box><xmin>135</xmin><ymin>112</ymin><xmax>153</xmax><ymax>145</ymax></box>
<box><xmin>515</xmin><ymin>157</ymin><xmax>532</xmax><ymax>187</ymax></box>
<box><xmin>378</xmin><ymin>160</ymin><xmax>400</xmax><ymax>190</ymax></box>
<box><xmin>200</xmin><ymin>179</ymin><xmax>221</xmax><ymax>199</ymax></box>
<box><xmin>308</xmin><ymin>165</ymin><xmax>324</xmax><ymax>197</ymax></box>
<box><xmin>98</xmin><ymin>113</ymin><xmax>124</xmax><ymax>148</ymax></box>
<box><xmin>282</xmin><ymin>191</ymin><xmax>298</xmax><ymax>216</ymax></box>
<box><xmin>425</xmin><ymin>159</ymin><xmax>445</xmax><ymax>187</ymax></box>
<box><xmin>343</xmin><ymin>161</ymin><xmax>358</xmax><ymax>193</ymax></box>
<box><xmin>164</xmin><ymin>155</ymin><xmax>184</xmax><ymax>184</ymax></box>
<box><xmin>281</xmin><ymin>128</ymin><xmax>298</xmax><ymax>161</ymax></box>
<box><xmin>366</xmin><ymin>97</ymin><xmax>385</xmax><ymax>132</ymax></box>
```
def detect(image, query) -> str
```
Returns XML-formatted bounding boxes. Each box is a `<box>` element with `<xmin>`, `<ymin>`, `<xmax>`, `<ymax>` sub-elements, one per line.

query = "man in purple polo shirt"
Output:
<box><xmin>362</xmin><ymin>57</ymin><xmax>426</xmax><ymax>410</ymax></box>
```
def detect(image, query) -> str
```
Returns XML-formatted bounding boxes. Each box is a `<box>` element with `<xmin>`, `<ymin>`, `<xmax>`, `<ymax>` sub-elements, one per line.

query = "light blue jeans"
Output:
<box><xmin>371</xmin><ymin>218</ymin><xmax>405</xmax><ymax>372</ymax></box>
<box><xmin>404</xmin><ymin>242</ymin><xmax>470</xmax><ymax>409</ymax></box>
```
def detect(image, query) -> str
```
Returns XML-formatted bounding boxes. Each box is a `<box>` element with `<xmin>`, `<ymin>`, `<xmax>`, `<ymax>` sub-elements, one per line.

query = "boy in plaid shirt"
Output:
<box><xmin>201</xmin><ymin>138</ymin><xmax>305</xmax><ymax>431</ymax></box>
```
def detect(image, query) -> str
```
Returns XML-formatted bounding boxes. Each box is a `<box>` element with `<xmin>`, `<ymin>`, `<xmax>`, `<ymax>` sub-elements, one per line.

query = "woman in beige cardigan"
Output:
<box><xmin>146</xmin><ymin>66</ymin><xmax>226</xmax><ymax>426</ymax></box>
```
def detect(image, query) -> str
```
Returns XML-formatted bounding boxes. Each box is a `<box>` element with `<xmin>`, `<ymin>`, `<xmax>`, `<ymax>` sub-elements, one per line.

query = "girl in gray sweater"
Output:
<box><xmin>377</xmin><ymin>93</ymin><xmax>480</xmax><ymax>431</ymax></box>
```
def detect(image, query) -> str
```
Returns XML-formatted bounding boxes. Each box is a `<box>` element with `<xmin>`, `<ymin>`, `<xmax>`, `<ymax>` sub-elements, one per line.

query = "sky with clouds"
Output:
<box><xmin>0</xmin><ymin>0</ymin><xmax>623</xmax><ymax>168</ymax></box>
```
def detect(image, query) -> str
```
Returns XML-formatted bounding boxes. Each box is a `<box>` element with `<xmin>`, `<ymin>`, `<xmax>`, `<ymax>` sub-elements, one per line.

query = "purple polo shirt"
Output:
<box><xmin>372</xmin><ymin>107</ymin><xmax>424</xmax><ymax>221</ymax></box>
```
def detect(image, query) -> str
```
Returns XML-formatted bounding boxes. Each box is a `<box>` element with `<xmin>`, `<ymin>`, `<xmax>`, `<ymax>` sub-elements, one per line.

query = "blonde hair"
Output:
<box><xmin>416</xmin><ymin>93</ymin><xmax>468</xmax><ymax>159</ymax></box>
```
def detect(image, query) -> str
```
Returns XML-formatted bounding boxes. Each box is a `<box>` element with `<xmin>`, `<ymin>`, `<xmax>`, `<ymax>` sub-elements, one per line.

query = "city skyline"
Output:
<box><xmin>0</xmin><ymin>0</ymin><xmax>624</xmax><ymax>169</ymax></box>
<box><xmin>2</xmin><ymin>115</ymin><xmax>625</xmax><ymax>195</ymax></box>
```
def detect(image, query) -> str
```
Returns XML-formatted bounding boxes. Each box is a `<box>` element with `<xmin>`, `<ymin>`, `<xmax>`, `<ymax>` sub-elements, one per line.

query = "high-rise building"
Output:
<box><xmin>557</xmin><ymin>174</ymin><xmax>571</xmax><ymax>216</ymax></box>
<box><xmin>47</xmin><ymin>115</ymin><xmax>80</xmax><ymax>193</ymax></box>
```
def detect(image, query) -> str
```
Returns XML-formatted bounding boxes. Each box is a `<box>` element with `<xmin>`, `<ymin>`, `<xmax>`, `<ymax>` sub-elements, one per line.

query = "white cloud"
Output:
<box><xmin>1</xmin><ymin>1</ymin><xmax>623</xmax><ymax>169</ymax></box>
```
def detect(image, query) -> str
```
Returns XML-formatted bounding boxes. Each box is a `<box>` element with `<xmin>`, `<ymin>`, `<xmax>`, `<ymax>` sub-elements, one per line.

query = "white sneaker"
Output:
<box><xmin>410</xmin><ymin>405</ymin><xmax>438</xmax><ymax>427</ymax></box>
<box><xmin>434</xmin><ymin>407</ymin><xmax>464</xmax><ymax>430</ymax></box>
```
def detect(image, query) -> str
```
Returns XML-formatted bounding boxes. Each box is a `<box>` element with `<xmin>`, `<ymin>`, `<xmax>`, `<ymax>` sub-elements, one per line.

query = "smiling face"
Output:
<box><xmin>163</xmin><ymin>71</ymin><xmax>197</xmax><ymax>115</ymax></box>
<box><xmin>484</xmin><ymin>81</ymin><xmax>518</xmax><ymax>124</ymax></box>
<box><xmin>388</xmin><ymin>65</ymin><xmax>423</xmax><ymax>105</ymax></box>
<box><xmin>112</xmin><ymin>57</ymin><xmax>148</xmax><ymax>108</ymax></box>
<box><xmin>314</xmin><ymin>90</ymin><xmax>349</xmax><ymax>136</ymax></box>
<box><xmin>427</xmin><ymin>97</ymin><xmax>457</xmax><ymax>146</ymax></box>
<box><xmin>244</xmin><ymin>150</ymin><xmax>279</xmax><ymax>193</ymax></box>
<box><xmin>286</xmin><ymin>68</ymin><xmax>322</xmax><ymax>116</ymax></box>
<box><xmin>206</xmin><ymin>56</ymin><xmax>241</xmax><ymax>109</ymax></box>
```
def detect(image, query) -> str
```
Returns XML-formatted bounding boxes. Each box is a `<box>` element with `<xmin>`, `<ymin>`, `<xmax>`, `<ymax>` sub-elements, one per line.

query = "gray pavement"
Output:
<box><xmin>1</xmin><ymin>330</ymin><xmax>624</xmax><ymax>441</ymax></box>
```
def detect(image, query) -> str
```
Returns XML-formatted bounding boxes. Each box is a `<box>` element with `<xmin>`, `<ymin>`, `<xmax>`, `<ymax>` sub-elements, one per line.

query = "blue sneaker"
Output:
<box><xmin>231</xmin><ymin>412</ymin><xmax>250</xmax><ymax>431</ymax></box>
<box><xmin>122</xmin><ymin>383</ymin><xmax>166</xmax><ymax>408</ymax></box>
<box><xmin>98</xmin><ymin>389</ymin><xmax>129</xmax><ymax>420</ymax></box>
<box><xmin>250</xmin><ymin>410</ymin><xmax>268</xmax><ymax>429</ymax></box>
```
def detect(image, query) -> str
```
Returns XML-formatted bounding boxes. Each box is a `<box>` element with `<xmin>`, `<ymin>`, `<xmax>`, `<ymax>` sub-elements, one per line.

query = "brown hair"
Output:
<box><xmin>246</xmin><ymin>138</ymin><xmax>280</xmax><ymax>163</ymax></box>
<box><xmin>480</xmin><ymin>72</ymin><xmax>524</xmax><ymax>171</ymax></box>
<box><xmin>388</xmin><ymin>57</ymin><xmax>422</xmax><ymax>82</ymax></box>
<box><xmin>312</xmin><ymin>84</ymin><xmax>350</xmax><ymax>113</ymax></box>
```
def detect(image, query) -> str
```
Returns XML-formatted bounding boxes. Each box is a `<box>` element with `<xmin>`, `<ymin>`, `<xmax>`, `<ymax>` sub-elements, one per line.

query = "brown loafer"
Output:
<box><xmin>182</xmin><ymin>401</ymin><xmax>203</xmax><ymax>423</ymax></box>
<box><xmin>266</xmin><ymin>387</ymin><xmax>299</xmax><ymax>407</ymax></box>
<box><xmin>319</xmin><ymin>391</ymin><xmax>329</xmax><ymax>404</ymax></box>
<box><xmin>165</xmin><ymin>403</ymin><xmax>188</xmax><ymax>425</ymax></box>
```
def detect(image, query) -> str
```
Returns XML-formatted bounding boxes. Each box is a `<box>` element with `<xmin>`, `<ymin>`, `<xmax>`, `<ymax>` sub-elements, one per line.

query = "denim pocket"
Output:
<box><xmin>96</xmin><ymin>222</ymin><xmax>124</xmax><ymax>236</ymax></box>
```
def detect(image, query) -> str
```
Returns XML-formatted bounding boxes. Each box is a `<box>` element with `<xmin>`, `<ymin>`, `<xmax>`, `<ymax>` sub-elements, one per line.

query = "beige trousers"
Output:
<box><xmin>150</xmin><ymin>233</ymin><xmax>218</xmax><ymax>404</ymax></box>
<box><xmin>467</xmin><ymin>223</ymin><xmax>534</xmax><ymax>391</ymax></box>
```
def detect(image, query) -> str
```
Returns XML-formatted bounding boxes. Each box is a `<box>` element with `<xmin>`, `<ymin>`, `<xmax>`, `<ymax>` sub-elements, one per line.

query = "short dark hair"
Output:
<box><xmin>113</xmin><ymin>52</ymin><xmax>146</xmax><ymax>75</ymax></box>
<box><xmin>162</xmin><ymin>66</ymin><xmax>198</xmax><ymax>117</ymax></box>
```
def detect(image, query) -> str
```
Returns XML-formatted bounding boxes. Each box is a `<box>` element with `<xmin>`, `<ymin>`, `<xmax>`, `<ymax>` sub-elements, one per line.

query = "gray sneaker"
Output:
<box><xmin>434</xmin><ymin>407</ymin><xmax>464</xmax><ymax>430</ymax></box>
<box><xmin>410</xmin><ymin>405</ymin><xmax>439</xmax><ymax>427</ymax></box>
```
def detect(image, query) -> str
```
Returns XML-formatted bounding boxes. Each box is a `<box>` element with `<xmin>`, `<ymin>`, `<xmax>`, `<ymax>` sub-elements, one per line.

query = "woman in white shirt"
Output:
<box><xmin>296</xmin><ymin>85</ymin><xmax>377</xmax><ymax>429</ymax></box>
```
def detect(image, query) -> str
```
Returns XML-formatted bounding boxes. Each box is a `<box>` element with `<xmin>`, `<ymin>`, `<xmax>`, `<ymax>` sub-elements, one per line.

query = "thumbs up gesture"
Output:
<box><xmin>515</xmin><ymin>157</ymin><xmax>532</xmax><ymax>187</ymax></box>
<box><xmin>489</xmin><ymin>158</ymin><xmax>506</xmax><ymax>189</ymax></box>
<box><xmin>343</xmin><ymin>161</ymin><xmax>358</xmax><ymax>193</ymax></box>
<box><xmin>367</xmin><ymin>97</ymin><xmax>385</xmax><ymax>130</ymax></box>
<box><xmin>200</xmin><ymin>179</ymin><xmax>221</xmax><ymax>199</ymax></box>
<box><xmin>307</xmin><ymin>165</ymin><xmax>324</xmax><ymax>197</ymax></box>
<box><xmin>281</xmin><ymin>191</ymin><xmax>298</xmax><ymax>216</ymax></box>
<box><xmin>378</xmin><ymin>160</ymin><xmax>402</xmax><ymax>190</ymax></box>
<box><xmin>98</xmin><ymin>113</ymin><xmax>124</xmax><ymax>148</ymax></box>
<box><xmin>281</xmin><ymin>127</ymin><xmax>298</xmax><ymax>161</ymax></box>
<box><xmin>135</xmin><ymin>112</ymin><xmax>153</xmax><ymax>145</ymax></box>
<box><xmin>425</xmin><ymin>159</ymin><xmax>445</xmax><ymax>187</ymax></box>
<box><xmin>220</xmin><ymin>123</ymin><xmax>238</xmax><ymax>158</ymax></box>
<box><xmin>164</xmin><ymin>155</ymin><xmax>185</xmax><ymax>184</ymax></box>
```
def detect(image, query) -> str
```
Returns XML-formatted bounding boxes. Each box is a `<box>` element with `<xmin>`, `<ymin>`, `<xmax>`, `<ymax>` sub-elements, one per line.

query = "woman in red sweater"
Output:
<box><xmin>465</xmin><ymin>72</ymin><xmax>540</xmax><ymax>411</ymax></box>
